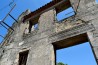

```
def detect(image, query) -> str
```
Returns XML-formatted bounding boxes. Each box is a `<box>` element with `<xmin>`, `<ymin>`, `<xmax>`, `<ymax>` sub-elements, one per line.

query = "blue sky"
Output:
<box><xmin>56</xmin><ymin>42</ymin><xmax>97</xmax><ymax>65</ymax></box>
<box><xmin>0</xmin><ymin>0</ymin><xmax>52</xmax><ymax>43</ymax></box>
<box><xmin>0</xmin><ymin>0</ymin><xmax>97</xmax><ymax>65</ymax></box>
<box><xmin>0</xmin><ymin>0</ymin><xmax>75</xmax><ymax>43</ymax></box>
<box><xmin>96</xmin><ymin>0</ymin><xmax>98</xmax><ymax>3</ymax></box>
<box><xmin>57</xmin><ymin>7</ymin><xmax>75</xmax><ymax>21</ymax></box>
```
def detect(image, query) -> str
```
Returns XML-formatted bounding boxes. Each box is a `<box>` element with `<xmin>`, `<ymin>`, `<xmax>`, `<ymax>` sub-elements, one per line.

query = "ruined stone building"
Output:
<box><xmin>0</xmin><ymin>0</ymin><xmax>98</xmax><ymax>65</ymax></box>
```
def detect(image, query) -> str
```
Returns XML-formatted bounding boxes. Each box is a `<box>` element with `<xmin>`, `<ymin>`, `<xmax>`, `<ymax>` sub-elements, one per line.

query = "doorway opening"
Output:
<box><xmin>53</xmin><ymin>33</ymin><xmax>97</xmax><ymax>65</ymax></box>
<box><xmin>19</xmin><ymin>50</ymin><xmax>29</xmax><ymax>65</ymax></box>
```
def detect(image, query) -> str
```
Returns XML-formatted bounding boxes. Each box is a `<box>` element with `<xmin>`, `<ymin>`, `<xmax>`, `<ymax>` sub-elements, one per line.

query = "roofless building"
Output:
<box><xmin>0</xmin><ymin>0</ymin><xmax>98</xmax><ymax>65</ymax></box>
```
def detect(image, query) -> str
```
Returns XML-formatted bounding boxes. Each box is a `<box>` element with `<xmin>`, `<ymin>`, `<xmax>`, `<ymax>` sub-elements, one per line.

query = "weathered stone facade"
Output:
<box><xmin>0</xmin><ymin>0</ymin><xmax>98</xmax><ymax>65</ymax></box>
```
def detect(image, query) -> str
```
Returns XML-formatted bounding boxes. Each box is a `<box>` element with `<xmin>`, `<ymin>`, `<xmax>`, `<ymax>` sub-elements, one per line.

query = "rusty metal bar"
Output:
<box><xmin>2</xmin><ymin>4</ymin><xmax>16</xmax><ymax>22</ymax></box>
<box><xmin>0</xmin><ymin>22</ymin><xmax>8</xmax><ymax>30</ymax></box>
<box><xmin>0</xmin><ymin>35</ymin><xmax>4</xmax><ymax>39</ymax></box>
<box><xmin>9</xmin><ymin>14</ymin><xmax>18</xmax><ymax>23</ymax></box>
<box><xmin>2</xmin><ymin>21</ymin><xmax>14</xmax><ymax>31</ymax></box>
<box><xmin>1</xmin><ymin>4</ymin><xmax>16</xmax><ymax>31</ymax></box>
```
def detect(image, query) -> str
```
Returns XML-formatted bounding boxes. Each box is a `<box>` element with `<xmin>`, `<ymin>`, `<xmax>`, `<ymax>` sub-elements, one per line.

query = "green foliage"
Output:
<box><xmin>56</xmin><ymin>62</ymin><xmax>68</xmax><ymax>65</ymax></box>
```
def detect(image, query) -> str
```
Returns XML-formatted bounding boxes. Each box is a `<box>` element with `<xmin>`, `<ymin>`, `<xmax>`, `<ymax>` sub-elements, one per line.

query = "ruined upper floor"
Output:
<box><xmin>0</xmin><ymin>0</ymin><xmax>98</xmax><ymax>46</ymax></box>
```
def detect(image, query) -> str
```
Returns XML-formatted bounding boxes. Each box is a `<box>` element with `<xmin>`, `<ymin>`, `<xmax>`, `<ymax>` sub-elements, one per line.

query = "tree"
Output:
<box><xmin>56</xmin><ymin>62</ymin><xmax>68</xmax><ymax>65</ymax></box>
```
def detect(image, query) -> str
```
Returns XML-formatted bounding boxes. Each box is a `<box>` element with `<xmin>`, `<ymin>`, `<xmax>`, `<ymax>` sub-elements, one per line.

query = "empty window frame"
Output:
<box><xmin>19</xmin><ymin>50</ymin><xmax>29</xmax><ymax>65</ymax></box>
<box><xmin>34</xmin><ymin>23</ymin><xmax>38</xmax><ymax>30</ymax></box>
<box><xmin>29</xmin><ymin>22</ymin><xmax>39</xmax><ymax>33</ymax></box>
<box><xmin>28</xmin><ymin>18</ymin><xmax>39</xmax><ymax>33</ymax></box>
<box><xmin>57</xmin><ymin>7</ymin><xmax>75</xmax><ymax>21</ymax></box>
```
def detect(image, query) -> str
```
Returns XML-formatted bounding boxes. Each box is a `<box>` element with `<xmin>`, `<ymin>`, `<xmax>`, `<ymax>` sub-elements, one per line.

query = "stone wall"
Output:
<box><xmin>0</xmin><ymin>0</ymin><xmax>98</xmax><ymax>65</ymax></box>
<box><xmin>55</xmin><ymin>16</ymin><xmax>84</xmax><ymax>32</ymax></box>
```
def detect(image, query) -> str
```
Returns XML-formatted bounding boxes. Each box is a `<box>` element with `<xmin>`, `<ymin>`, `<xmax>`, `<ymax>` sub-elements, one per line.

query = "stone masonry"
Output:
<box><xmin>0</xmin><ymin>0</ymin><xmax>98</xmax><ymax>65</ymax></box>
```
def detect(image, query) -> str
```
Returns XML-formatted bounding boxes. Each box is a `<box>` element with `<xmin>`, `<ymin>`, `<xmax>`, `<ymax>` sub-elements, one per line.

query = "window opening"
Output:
<box><xmin>23</xmin><ymin>19</ymin><xmax>38</xmax><ymax>34</ymax></box>
<box><xmin>34</xmin><ymin>24</ymin><xmax>38</xmax><ymax>30</ymax></box>
<box><xmin>28</xmin><ymin>21</ymin><xmax>38</xmax><ymax>33</ymax></box>
<box><xmin>28</xmin><ymin>20</ymin><xmax>33</xmax><ymax>33</ymax></box>
<box><xmin>19</xmin><ymin>50</ymin><xmax>29</xmax><ymax>65</ymax></box>
<box><xmin>57</xmin><ymin>7</ymin><xmax>75</xmax><ymax>21</ymax></box>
